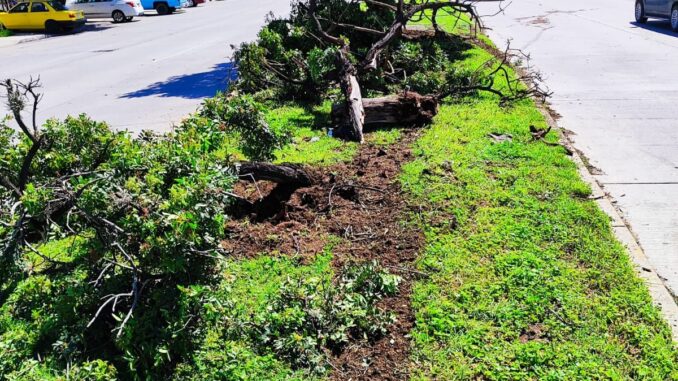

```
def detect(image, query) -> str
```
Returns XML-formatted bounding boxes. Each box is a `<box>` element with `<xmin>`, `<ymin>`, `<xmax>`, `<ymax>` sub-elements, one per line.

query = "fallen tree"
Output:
<box><xmin>0</xmin><ymin>78</ymin><xmax>315</xmax><ymax>343</ymax></box>
<box><xmin>233</xmin><ymin>0</ymin><xmax>549</xmax><ymax>143</ymax></box>
<box><xmin>0</xmin><ymin>3</ymin><xmax>555</xmax><ymax>378</ymax></box>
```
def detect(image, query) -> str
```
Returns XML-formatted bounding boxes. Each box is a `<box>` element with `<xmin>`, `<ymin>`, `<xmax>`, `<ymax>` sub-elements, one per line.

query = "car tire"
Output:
<box><xmin>635</xmin><ymin>0</ymin><xmax>648</xmax><ymax>23</ymax></box>
<box><xmin>0</xmin><ymin>23</ymin><xmax>6</xmax><ymax>31</ymax></box>
<box><xmin>672</xmin><ymin>5</ymin><xmax>678</xmax><ymax>31</ymax></box>
<box><xmin>125</xmin><ymin>16</ymin><xmax>133</xmax><ymax>22</ymax></box>
<box><xmin>45</xmin><ymin>20</ymin><xmax>61</xmax><ymax>34</ymax></box>
<box><xmin>155</xmin><ymin>3</ymin><xmax>169</xmax><ymax>14</ymax></box>
<box><xmin>190</xmin><ymin>0</ymin><xmax>197</xmax><ymax>7</ymax></box>
<box><xmin>112</xmin><ymin>10</ymin><xmax>125</xmax><ymax>23</ymax></box>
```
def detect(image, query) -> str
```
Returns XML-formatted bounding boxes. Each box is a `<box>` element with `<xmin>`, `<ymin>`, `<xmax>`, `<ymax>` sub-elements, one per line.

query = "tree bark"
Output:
<box><xmin>236</xmin><ymin>162</ymin><xmax>313</xmax><ymax>187</ymax></box>
<box><xmin>337</xmin><ymin>47</ymin><xmax>366</xmax><ymax>143</ymax></box>
<box><xmin>333</xmin><ymin>92</ymin><xmax>438</xmax><ymax>132</ymax></box>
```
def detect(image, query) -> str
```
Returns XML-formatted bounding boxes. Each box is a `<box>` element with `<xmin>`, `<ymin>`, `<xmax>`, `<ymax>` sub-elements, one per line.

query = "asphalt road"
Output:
<box><xmin>476</xmin><ymin>1</ymin><xmax>678</xmax><ymax>295</ymax></box>
<box><xmin>0</xmin><ymin>0</ymin><xmax>290</xmax><ymax>132</ymax></box>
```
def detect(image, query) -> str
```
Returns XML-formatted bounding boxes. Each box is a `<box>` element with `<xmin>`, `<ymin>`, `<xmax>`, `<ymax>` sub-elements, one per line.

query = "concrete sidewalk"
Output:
<box><xmin>475</xmin><ymin>1</ymin><xmax>678</xmax><ymax>301</ymax></box>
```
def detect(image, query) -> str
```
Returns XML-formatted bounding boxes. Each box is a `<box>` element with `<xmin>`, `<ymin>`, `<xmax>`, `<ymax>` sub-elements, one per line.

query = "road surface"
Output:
<box><xmin>476</xmin><ymin>1</ymin><xmax>678</xmax><ymax>296</ymax></box>
<box><xmin>0</xmin><ymin>0</ymin><xmax>290</xmax><ymax>132</ymax></box>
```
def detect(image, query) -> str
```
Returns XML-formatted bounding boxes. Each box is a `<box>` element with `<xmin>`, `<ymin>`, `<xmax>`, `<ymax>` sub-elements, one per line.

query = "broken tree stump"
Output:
<box><xmin>332</xmin><ymin>92</ymin><xmax>439</xmax><ymax>136</ymax></box>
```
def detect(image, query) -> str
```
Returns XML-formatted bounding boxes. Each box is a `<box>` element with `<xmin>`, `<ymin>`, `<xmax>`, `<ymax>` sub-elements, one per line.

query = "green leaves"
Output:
<box><xmin>249</xmin><ymin>261</ymin><xmax>401</xmax><ymax>374</ymax></box>
<box><xmin>200</xmin><ymin>94</ymin><xmax>290</xmax><ymax>161</ymax></box>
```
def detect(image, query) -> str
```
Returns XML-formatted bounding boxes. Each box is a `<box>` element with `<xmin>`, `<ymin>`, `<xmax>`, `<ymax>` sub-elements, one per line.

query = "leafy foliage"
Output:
<box><xmin>0</xmin><ymin>89</ymin><xmax>303</xmax><ymax>379</ymax></box>
<box><xmin>172</xmin><ymin>255</ymin><xmax>400</xmax><ymax>379</ymax></box>
<box><xmin>250</xmin><ymin>261</ymin><xmax>400</xmax><ymax>373</ymax></box>
<box><xmin>200</xmin><ymin>93</ymin><xmax>291</xmax><ymax>161</ymax></box>
<box><xmin>231</xmin><ymin>1</ymin><xmax>473</xmax><ymax>102</ymax></box>
<box><xmin>0</xmin><ymin>78</ymin><xmax>401</xmax><ymax>379</ymax></box>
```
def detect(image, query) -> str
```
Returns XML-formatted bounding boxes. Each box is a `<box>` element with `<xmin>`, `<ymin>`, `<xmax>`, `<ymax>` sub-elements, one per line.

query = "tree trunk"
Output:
<box><xmin>337</xmin><ymin>47</ymin><xmax>365</xmax><ymax>143</ymax></box>
<box><xmin>333</xmin><ymin>92</ymin><xmax>439</xmax><ymax>132</ymax></box>
<box><xmin>236</xmin><ymin>162</ymin><xmax>312</xmax><ymax>187</ymax></box>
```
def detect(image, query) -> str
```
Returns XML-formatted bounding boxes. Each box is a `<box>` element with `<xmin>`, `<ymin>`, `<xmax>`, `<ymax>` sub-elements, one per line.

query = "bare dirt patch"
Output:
<box><xmin>223</xmin><ymin>129</ymin><xmax>425</xmax><ymax>380</ymax></box>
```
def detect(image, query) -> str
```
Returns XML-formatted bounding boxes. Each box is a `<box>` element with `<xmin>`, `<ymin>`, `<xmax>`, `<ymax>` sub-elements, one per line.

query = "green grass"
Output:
<box><xmin>267</xmin><ymin>104</ymin><xmax>358</xmax><ymax>166</ymax></box>
<box><xmin>402</xmin><ymin>46</ymin><xmax>678</xmax><ymax>380</ymax></box>
<box><xmin>366</xmin><ymin>128</ymin><xmax>402</xmax><ymax>147</ymax></box>
<box><xmin>0</xmin><ymin>29</ymin><xmax>12</xmax><ymax>38</ymax></box>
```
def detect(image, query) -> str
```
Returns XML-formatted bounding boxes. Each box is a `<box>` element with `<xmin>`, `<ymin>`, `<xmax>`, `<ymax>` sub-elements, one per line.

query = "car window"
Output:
<box><xmin>49</xmin><ymin>0</ymin><xmax>67</xmax><ymax>10</ymax></box>
<box><xmin>9</xmin><ymin>3</ymin><xmax>29</xmax><ymax>12</ymax></box>
<box><xmin>31</xmin><ymin>2</ymin><xmax>48</xmax><ymax>11</ymax></box>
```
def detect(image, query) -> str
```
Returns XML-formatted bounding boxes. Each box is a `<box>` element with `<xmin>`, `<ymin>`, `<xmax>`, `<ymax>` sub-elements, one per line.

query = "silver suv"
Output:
<box><xmin>635</xmin><ymin>0</ymin><xmax>678</xmax><ymax>31</ymax></box>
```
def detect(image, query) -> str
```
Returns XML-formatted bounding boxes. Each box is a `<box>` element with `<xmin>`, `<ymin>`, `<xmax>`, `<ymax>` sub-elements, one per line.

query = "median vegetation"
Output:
<box><xmin>0</xmin><ymin>1</ymin><xmax>676</xmax><ymax>380</ymax></box>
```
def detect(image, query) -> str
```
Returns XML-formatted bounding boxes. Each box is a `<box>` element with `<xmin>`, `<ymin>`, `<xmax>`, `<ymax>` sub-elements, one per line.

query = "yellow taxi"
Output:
<box><xmin>0</xmin><ymin>1</ymin><xmax>86</xmax><ymax>33</ymax></box>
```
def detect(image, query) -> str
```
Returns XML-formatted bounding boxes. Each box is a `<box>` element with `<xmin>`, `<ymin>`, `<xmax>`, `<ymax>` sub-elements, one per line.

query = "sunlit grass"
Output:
<box><xmin>403</xmin><ymin>46</ymin><xmax>678</xmax><ymax>380</ymax></box>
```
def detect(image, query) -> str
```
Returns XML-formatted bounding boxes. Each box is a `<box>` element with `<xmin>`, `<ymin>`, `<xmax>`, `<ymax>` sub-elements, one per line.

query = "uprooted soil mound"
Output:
<box><xmin>223</xmin><ymin>130</ymin><xmax>424</xmax><ymax>380</ymax></box>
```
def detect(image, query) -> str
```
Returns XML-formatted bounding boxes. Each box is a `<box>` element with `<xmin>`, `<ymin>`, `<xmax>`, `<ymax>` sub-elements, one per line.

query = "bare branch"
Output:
<box><xmin>436</xmin><ymin>42</ymin><xmax>551</xmax><ymax>105</ymax></box>
<box><xmin>305</xmin><ymin>0</ymin><xmax>346</xmax><ymax>46</ymax></box>
<box><xmin>18</xmin><ymin>136</ymin><xmax>43</xmax><ymax>193</ymax></box>
<box><xmin>361</xmin><ymin>0</ymin><xmax>503</xmax><ymax>70</ymax></box>
<box><xmin>361</xmin><ymin>0</ymin><xmax>397</xmax><ymax>11</ymax></box>
<box><xmin>0</xmin><ymin>174</ymin><xmax>20</xmax><ymax>198</ymax></box>
<box><xmin>1</xmin><ymin>78</ymin><xmax>41</xmax><ymax>144</ymax></box>
<box><xmin>318</xmin><ymin>17</ymin><xmax>386</xmax><ymax>36</ymax></box>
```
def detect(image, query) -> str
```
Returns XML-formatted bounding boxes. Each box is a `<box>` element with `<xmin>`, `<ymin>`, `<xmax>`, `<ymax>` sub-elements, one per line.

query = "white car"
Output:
<box><xmin>67</xmin><ymin>0</ymin><xmax>144</xmax><ymax>23</ymax></box>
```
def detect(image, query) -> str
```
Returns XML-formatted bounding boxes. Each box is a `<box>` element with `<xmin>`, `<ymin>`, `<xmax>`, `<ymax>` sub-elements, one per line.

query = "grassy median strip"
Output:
<box><xmin>402</xmin><ymin>44</ymin><xmax>678</xmax><ymax>379</ymax></box>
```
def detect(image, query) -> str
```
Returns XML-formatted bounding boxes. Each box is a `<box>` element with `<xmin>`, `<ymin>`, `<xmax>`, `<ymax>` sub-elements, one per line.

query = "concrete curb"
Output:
<box><xmin>538</xmin><ymin>106</ymin><xmax>678</xmax><ymax>342</ymax></box>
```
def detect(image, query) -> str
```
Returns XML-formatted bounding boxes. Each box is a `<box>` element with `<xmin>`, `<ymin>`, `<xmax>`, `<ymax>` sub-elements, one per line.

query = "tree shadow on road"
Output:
<box><xmin>120</xmin><ymin>62</ymin><xmax>237</xmax><ymax>99</ymax></box>
<box><xmin>630</xmin><ymin>20</ymin><xmax>677</xmax><ymax>37</ymax></box>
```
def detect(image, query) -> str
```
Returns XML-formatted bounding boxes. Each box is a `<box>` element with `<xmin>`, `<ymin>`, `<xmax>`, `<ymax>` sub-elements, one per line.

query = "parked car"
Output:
<box><xmin>0</xmin><ymin>0</ymin><xmax>86</xmax><ymax>32</ymax></box>
<box><xmin>188</xmin><ymin>0</ymin><xmax>203</xmax><ymax>7</ymax></box>
<box><xmin>635</xmin><ymin>0</ymin><xmax>678</xmax><ymax>31</ymax></box>
<box><xmin>139</xmin><ymin>0</ymin><xmax>186</xmax><ymax>15</ymax></box>
<box><xmin>67</xmin><ymin>0</ymin><xmax>143</xmax><ymax>23</ymax></box>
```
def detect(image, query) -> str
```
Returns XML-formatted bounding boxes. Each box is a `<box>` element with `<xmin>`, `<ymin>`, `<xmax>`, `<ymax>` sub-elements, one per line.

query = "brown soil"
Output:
<box><xmin>223</xmin><ymin>129</ymin><xmax>424</xmax><ymax>380</ymax></box>
<box><xmin>519</xmin><ymin>323</ymin><xmax>547</xmax><ymax>343</ymax></box>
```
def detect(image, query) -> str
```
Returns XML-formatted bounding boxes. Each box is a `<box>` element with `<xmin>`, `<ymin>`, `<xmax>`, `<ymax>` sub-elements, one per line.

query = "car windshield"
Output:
<box><xmin>49</xmin><ymin>1</ymin><xmax>67</xmax><ymax>10</ymax></box>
